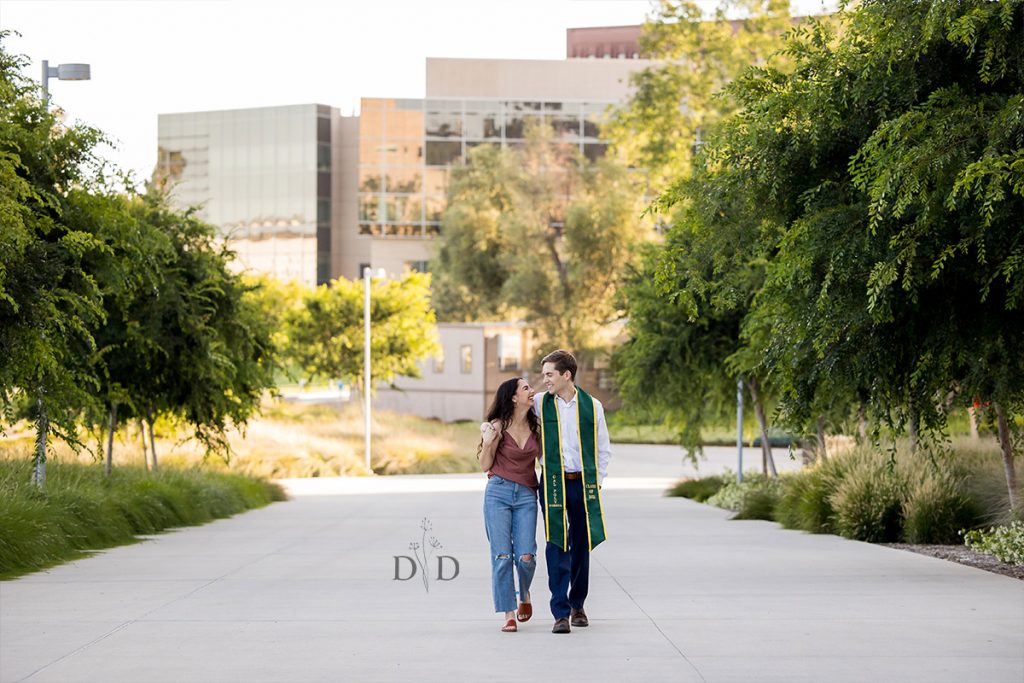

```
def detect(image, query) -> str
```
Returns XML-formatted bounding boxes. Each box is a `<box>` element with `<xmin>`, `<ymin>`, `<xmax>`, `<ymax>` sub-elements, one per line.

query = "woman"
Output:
<box><xmin>479</xmin><ymin>377</ymin><xmax>540</xmax><ymax>633</ymax></box>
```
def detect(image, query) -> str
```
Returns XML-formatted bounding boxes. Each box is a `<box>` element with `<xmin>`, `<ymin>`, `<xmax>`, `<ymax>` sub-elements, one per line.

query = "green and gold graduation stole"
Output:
<box><xmin>541</xmin><ymin>387</ymin><xmax>607</xmax><ymax>551</ymax></box>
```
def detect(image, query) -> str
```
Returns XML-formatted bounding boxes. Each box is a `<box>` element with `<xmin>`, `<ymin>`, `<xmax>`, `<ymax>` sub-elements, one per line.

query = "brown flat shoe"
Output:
<box><xmin>517</xmin><ymin>601</ymin><xmax>533</xmax><ymax>622</ymax></box>
<box><xmin>552</xmin><ymin>618</ymin><xmax>571</xmax><ymax>634</ymax></box>
<box><xmin>570</xmin><ymin>608</ymin><xmax>589</xmax><ymax>627</ymax></box>
<box><xmin>501</xmin><ymin>618</ymin><xmax>517</xmax><ymax>633</ymax></box>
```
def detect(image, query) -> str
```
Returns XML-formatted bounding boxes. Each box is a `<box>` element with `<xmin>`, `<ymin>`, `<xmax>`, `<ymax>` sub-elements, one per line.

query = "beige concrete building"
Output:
<box><xmin>335</xmin><ymin>56</ymin><xmax>655</xmax><ymax>280</ymax></box>
<box><xmin>374</xmin><ymin>322</ymin><xmax>533</xmax><ymax>422</ymax></box>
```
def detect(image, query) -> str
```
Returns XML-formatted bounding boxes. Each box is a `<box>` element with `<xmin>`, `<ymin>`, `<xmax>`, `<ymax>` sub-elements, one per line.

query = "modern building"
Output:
<box><xmin>335</xmin><ymin>56</ymin><xmax>654</xmax><ymax>278</ymax></box>
<box><xmin>566</xmin><ymin>25</ymin><xmax>644</xmax><ymax>59</ymax></box>
<box><xmin>157</xmin><ymin>52</ymin><xmax>653</xmax><ymax>284</ymax></box>
<box><xmin>155</xmin><ymin>104</ymin><xmax>344</xmax><ymax>287</ymax></box>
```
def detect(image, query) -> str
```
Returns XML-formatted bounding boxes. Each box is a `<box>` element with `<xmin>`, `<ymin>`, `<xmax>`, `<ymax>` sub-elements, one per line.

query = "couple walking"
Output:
<box><xmin>478</xmin><ymin>349</ymin><xmax>611</xmax><ymax>634</ymax></box>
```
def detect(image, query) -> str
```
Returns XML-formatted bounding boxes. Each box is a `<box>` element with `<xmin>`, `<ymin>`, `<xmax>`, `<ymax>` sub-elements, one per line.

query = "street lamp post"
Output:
<box><xmin>41</xmin><ymin>60</ymin><xmax>91</xmax><ymax>105</ymax></box>
<box><xmin>736</xmin><ymin>378</ymin><xmax>744</xmax><ymax>484</ymax></box>
<box><xmin>363</xmin><ymin>267</ymin><xmax>385</xmax><ymax>473</ymax></box>
<box><xmin>32</xmin><ymin>59</ymin><xmax>90</xmax><ymax>490</ymax></box>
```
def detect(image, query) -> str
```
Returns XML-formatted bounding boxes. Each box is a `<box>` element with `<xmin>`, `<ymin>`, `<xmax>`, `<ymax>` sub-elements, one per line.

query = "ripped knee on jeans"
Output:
<box><xmin>495</xmin><ymin>553</ymin><xmax>511</xmax><ymax>560</ymax></box>
<box><xmin>520</xmin><ymin>554</ymin><xmax>534</xmax><ymax>563</ymax></box>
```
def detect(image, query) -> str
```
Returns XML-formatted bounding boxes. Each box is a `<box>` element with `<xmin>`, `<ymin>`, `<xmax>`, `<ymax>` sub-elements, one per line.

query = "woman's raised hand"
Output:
<box><xmin>480</xmin><ymin>420</ymin><xmax>502</xmax><ymax>446</ymax></box>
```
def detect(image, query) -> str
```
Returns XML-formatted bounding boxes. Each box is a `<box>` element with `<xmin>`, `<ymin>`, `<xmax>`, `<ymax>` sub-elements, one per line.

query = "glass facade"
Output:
<box><xmin>358</xmin><ymin>98</ymin><xmax>611</xmax><ymax>241</ymax></box>
<box><xmin>156</xmin><ymin>104</ymin><xmax>333</xmax><ymax>287</ymax></box>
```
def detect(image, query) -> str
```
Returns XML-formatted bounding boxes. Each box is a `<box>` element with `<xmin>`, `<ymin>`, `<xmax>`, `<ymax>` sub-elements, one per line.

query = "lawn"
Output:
<box><xmin>0</xmin><ymin>398</ymin><xmax>483</xmax><ymax>480</ymax></box>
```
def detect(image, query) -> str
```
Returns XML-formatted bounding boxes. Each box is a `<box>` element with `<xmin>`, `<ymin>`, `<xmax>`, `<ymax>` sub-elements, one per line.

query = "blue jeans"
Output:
<box><xmin>483</xmin><ymin>475</ymin><xmax>538</xmax><ymax>613</ymax></box>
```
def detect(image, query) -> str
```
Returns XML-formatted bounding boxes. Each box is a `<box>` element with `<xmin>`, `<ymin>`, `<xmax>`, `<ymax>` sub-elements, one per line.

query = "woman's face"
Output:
<box><xmin>514</xmin><ymin>379</ymin><xmax>535</xmax><ymax>407</ymax></box>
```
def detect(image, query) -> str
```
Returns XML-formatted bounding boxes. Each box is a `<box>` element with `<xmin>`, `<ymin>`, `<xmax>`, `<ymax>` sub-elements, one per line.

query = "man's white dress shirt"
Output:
<box><xmin>533</xmin><ymin>387</ymin><xmax>611</xmax><ymax>485</ymax></box>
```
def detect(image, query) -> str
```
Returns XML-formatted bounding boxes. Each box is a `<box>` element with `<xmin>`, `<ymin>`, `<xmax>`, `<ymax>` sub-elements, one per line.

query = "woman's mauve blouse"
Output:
<box><xmin>490</xmin><ymin>430</ymin><xmax>540</xmax><ymax>490</ymax></box>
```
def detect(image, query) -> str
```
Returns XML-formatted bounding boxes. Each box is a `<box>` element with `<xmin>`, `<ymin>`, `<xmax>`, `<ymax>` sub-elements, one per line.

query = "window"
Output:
<box><xmin>460</xmin><ymin>345</ymin><xmax>472</xmax><ymax>373</ymax></box>
<box><xmin>406</xmin><ymin>260</ymin><xmax>429</xmax><ymax>273</ymax></box>
<box><xmin>433</xmin><ymin>353</ymin><xmax>445</xmax><ymax>374</ymax></box>
<box><xmin>426</xmin><ymin>141</ymin><xmax>462</xmax><ymax>165</ymax></box>
<box><xmin>426</xmin><ymin>112</ymin><xmax>463</xmax><ymax>138</ymax></box>
<box><xmin>358</xmin><ymin>195</ymin><xmax>378</xmax><ymax>222</ymax></box>
<box><xmin>583</xmin><ymin>143</ymin><xmax>608</xmax><ymax>162</ymax></box>
<box><xmin>497</xmin><ymin>333</ymin><xmax>521</xmax><ymax>372</ymax></box>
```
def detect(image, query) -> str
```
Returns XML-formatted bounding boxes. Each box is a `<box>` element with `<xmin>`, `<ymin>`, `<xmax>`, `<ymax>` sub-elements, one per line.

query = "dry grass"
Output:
<box><xmin>0</xmin><ymin>399</ymin><xmax>483</xmax><ymax>479</ymax></box>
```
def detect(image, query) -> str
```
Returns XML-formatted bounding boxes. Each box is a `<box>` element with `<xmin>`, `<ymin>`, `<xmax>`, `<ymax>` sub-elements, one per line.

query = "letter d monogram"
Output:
<box><xmin>393</xmin><ymin>555</ymin><xmax>417</xmax><ymax>580</ymax></box>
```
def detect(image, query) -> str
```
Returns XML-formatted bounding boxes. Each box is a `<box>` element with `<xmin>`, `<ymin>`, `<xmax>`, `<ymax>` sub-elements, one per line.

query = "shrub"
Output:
<box><xmin>902</xmin><ymin>467</ymin><xmax>981</xmax><ymax>544</ymax></box>
<box><xmin>963</xmin><ymin>521</ymin><xmax>1024</xmax><ymax>565</ymax></box>
<box><xmin>667</xmin><ymin>475</ymin><xmax>726</xmax><ymax>502</ymax></box>
<box><xmin>830</xmin><ymin>464</ymin><xmax>905</xmax><ymax>542</ymax></box>
<box><xmin>733</xmin><ymin>483</ymin><xmax>781</xmax><ymax>521</ymax></box>
<box><xmin>777</xmin><ymin>468</ymin><xmax>834</xmax><ymax>533</ymax></box>
<box><xmin>775</xmin><ymin>452</ymin><xmax>863</xmax><ymax>533</ymax></box>
<box><xmin>705</xmin><ymin>474</ymin><xmax>780</xmax><ymax>521</ymax></box>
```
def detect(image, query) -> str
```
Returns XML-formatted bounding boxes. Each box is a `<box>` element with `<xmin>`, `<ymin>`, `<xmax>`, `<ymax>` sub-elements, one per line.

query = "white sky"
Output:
<box><xmin>0</xmin><ymin>0</ymin><xmax>832</xmax><ymax>185</ymax></box>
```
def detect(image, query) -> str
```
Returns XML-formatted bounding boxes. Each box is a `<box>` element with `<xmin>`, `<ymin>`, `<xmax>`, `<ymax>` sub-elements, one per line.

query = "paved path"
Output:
<box><xmin>2</xmin><ymin>445</ymin><xmax>1022</xmax><ymax>682</ymax></box>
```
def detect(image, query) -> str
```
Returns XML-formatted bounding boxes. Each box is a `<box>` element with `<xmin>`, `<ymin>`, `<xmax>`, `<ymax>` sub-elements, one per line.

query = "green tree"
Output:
<box><xmin>89</xmin><ymin>192</ymin><xmax>278</xmax><ymax>464</ymax></box>
<box><xmin>0</xmin><ymin>35</ymin><xmax>116</xmax><ymax>487</ymax></box>
<box><xmin>608</xmin><ymin>1</ymin><xmax>795</xmax><ymax>464</ymax></box>
<box><xmin>285</xmin><ymin>272</ymin><xmax>440</xmax><ymax>390</ymax></box>
<box><xmin>430</xmin><ymin>145</ymin><xmax>519</xmax><ymax>321</ymax></box>
<box><xmin>432</xmin><ymin>124</ymin><xmax>650</xmax><ymax>360</ymax></box>
<box><xmin>616</xmin><ymin>155</ymin><xmax>781</xmax><ymax>471</ymax></box>
<box><xmin>661</xmin><ymin>1</ymin><xmax>1023</xmax><ymax>507</ymax></box>
<box><xmin>604</xmin><ymin>0</ymin><xmax>793</xmax><ymax>195</ymax></box>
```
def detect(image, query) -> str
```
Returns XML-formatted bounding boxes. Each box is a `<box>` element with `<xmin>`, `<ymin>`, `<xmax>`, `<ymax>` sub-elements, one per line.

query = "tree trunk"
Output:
<box><xmin>994</xmin><ymin>403</ymin><xmax>1020</xmax><ymax>513</ymax></box>
<box><xmin>967</xmin><ymin>406</ymin><xmax>979</xmax><ymax>441</ymax></box>
<box><xmin>907</xmin><ymin>401</ymin><xmax>919</xmax><ymax>453</ymax></box>
<box><xmin>105</xmin><ymin>404</ymin><xmax>118</xmax><ymax>477</ymax></box>
<box><xmin>747</xmin><ymin>376</ymin><xmax>777</xmax><ymax>477</ymax></box>
<box><xmin>816</xmin><ymin>416</ymin><xmax>827</xmax><ymax>461</ymax></box>
<box><xmin>32</xmin><ymin>392</ymin><xmax>48</xmax><ymax>490</ymax></box>
<box><xmin>138</xmin><ymin>419</ymin><xmax>148</xmax><ymax>472</ymax></box>
<box><xmin>147</xmin><ymin>405</ymin><xmax>158</xmax><ymax>472</ymax></box>
<box><xmin>857</xmin><ymin>403</ymin><xmax>868</xmax><ymax>442</ymax></box>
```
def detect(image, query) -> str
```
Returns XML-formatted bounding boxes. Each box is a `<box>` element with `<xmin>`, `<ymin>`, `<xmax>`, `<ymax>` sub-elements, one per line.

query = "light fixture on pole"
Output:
<box><xmin>31</xmin><ymin>60</ymin><xmax>90</xmax><ymax>491</ymax></box>
<box><xmin>41</xmin><ymin>60</ymin><xmax>91</xmax><ymax>106</ymax></box>
<box><xmin>363</xmin><ymin>266</ymin><xmax>386</xmax><ymax>473</ymax></box>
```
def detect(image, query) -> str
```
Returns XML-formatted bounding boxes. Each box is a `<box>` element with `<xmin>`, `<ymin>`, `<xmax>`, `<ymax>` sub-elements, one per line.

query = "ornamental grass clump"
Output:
<box><xmin>0</xmin><ymin>460</ymin><xmax>284</xmax><ymax>578</ymax></box>
<box><xmin>776</xmin><ymin>448</ymin><xmax>865</xmax><ymax>534</ymax></box>
<box><xmin>901</xmin><ymin>466</ymin><xmax>981</xmax><ymax>544</ymax></box>
<box><xmin>830</xmin><ymin>463</ymin><xmax>905</xmax><ymax>543</ymax></box>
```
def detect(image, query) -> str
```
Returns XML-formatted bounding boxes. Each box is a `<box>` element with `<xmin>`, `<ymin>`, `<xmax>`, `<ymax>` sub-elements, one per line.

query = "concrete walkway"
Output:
<box><xmin>1</xmin><ymin>445</ymin><xmax>1022</xmax><ymax>682</ymax></box>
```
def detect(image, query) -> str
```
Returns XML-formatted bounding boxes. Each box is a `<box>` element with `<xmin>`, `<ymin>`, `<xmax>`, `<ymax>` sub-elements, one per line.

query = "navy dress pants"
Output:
<box><xmin>539</xmin><ymin>477</ymin><xmax>589</xmax><ymax>620</ymax></box>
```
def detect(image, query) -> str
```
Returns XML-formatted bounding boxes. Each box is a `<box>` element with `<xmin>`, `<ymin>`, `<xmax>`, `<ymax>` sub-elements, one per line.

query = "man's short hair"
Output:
<box><xmin>542</xmin><ymin>349</ymin><xmax>577</xmax><ymax>381</ymax></box>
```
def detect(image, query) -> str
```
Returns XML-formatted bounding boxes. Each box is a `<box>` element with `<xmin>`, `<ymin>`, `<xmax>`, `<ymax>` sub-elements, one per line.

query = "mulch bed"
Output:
<box><xmin>881</xmin><ymin>543</ymin><xmax>1024</xmax><ymax>580</ymax></box>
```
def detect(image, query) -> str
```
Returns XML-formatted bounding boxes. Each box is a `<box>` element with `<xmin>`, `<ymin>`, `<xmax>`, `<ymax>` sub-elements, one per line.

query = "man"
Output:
<box><xmin>533</xmin><ymin>349</ymin><xmax>611</xmax><ymax>634</ymax></box>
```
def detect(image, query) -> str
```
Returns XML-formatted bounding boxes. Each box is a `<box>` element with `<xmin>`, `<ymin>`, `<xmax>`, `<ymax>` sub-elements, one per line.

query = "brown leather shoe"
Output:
<box><xmin>570</xmin><ymin>608</ymin><xmax>589</xmax><ymax>627</ymax></box>
<box><xmin>552</xmin><ymin>618</ymin><xmax>571</xmax><ymax>634</ymax></box>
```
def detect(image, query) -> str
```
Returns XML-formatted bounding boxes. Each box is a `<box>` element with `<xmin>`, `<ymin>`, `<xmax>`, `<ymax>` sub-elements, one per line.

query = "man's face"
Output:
<box><xmin>541</xmin><ymin>362</ymin><xmax>572</xmax><ymax>395</ymax></box>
